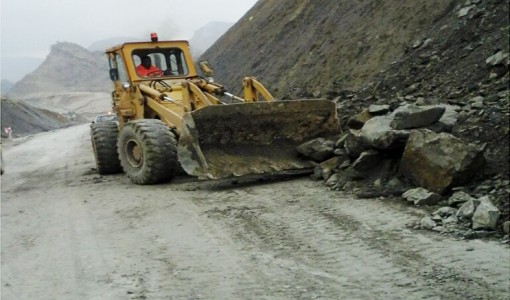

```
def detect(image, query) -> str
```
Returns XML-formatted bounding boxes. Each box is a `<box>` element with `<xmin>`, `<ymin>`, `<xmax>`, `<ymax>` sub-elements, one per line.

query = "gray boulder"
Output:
<box><xmin>485</xmin><ymin>51</ymin><xmax>509</xmax><ymax>66</ymax></box>
<box><xmin>390</xmin><ymin>104</ymin><xmax>446</xmax><ymax>130</ymax></box>
<box><xmin>428</xmin><ymin>104</ymin><xmax>460</xmax><ymax>132</ymax></box>
<box><xmin>344</xmin><ymin>130</ymin><xmax>371</xmax><ymax>158</ymax></box>
<box><xmin>297</xmin><ymin>138</ymin><xmax>335</xmax><ymax>162</ymax></box>
<box><xmin>433</xmin><ymin>206</ymin><xmax>458</xmax><ymax>218</ymax></box>
<box><xmin>472</xmin><ymin>200</ymin><xmax>500</xmax><ymax>230</ymax></box>
<box><xmin>448</xmin><ymin>191</ymin><xmax>476</xmax><ymax>207</ymax></box>
<box><xmin>402</xmin><ymin>187</ymin><xmax>441</xmax><ymax>206</ymax></box>
<box><xmin>368</xmin><ymin>104</ymin><xmax>390</xmax><ymax>115</ymax></box>
<box><xmin>325</xmin><ymin>173</ymin><xmax>341</xmax><ymax>187</ymax></box>
<box><xmin>443</xmin><ymin>215</ymin><xmax>459</xmax><ymax>227</ymax></box>
<box><xmin>352</xmin><ymin>150</ymin><xmax>380</xmax><ymax>171</ymax></box>
<box><xmin>359</xmin><ymin>116</ymin><xmax>410</xmax><ymax>149</ymax></box>
<box><xmin>456</xmin><ymin>199</ymin><xmax>480</xmax><ymax>221</ymax></box>
<box><xmin>503</xmin><ymin>221</ymin><xmax>510</xmax><ymax>235</ymax></box>
<box><xmin>399</xmin><ymin>129</ymin><xmax>486</xmax><ymax>194</ymax></box>
<box><xmin>319</xmin><ymin>156</ymin><xmax>347</xmax><ymax>180</ymax></box>
<box><xmin>420</xmin><ymin>216</ymin><xmax>437</xmax><ymax>230</ymax></box>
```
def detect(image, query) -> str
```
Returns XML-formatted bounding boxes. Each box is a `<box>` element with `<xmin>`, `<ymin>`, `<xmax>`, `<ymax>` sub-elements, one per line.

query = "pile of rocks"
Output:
<box><xmin>407</xmin><ymin>190</ymin><xmax>507</xmax><ymax>238</ymax></box>
<box><xmin>297</xmin><ymin>101</ymin><xmax>509</xmax><ymax>236</ymax></box>
<box><xmin>299</xmin><ymin>102</ymin><xmax>485</xmax><ymax>192</ymax></box>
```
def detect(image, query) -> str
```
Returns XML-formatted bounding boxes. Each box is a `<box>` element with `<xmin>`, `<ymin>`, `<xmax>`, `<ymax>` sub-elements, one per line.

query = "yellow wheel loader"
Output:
<box><xmin>90</xmin><ymin>33</ymin><xmax>341</xmax><ymax>184</ymax></box>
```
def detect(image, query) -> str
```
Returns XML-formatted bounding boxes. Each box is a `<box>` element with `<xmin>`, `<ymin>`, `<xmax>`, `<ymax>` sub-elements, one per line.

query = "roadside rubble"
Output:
<box><xmin>297</xmin><ymin>100</ymin><xmax>508</xmax><ymax>239</ymax></box>
<box><xmin>296</xmin><ymin>1</ymin><xmax>509</xmax><ymax>238</ymax></box>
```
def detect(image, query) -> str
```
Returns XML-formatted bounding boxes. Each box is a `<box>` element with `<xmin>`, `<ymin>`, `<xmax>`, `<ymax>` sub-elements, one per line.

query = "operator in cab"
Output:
<box><xmin>136</xmin><ymin>55</ymin><xmax>162</xmax><ymax>77</ymax></box>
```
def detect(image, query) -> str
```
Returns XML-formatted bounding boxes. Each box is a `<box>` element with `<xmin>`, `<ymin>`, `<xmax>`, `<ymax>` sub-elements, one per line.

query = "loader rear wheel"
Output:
<box><xmin>90</xmin><ymin>121</ymin><xmax>122</xmax><ymax>174</ymax></box>
<box><xmin>118</xmin><ymin>119</ymin><xmax>180</xmax><ymax>185</ymax></box>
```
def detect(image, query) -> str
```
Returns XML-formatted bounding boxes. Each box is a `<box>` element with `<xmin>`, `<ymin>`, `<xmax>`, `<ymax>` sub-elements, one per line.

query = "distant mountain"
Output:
<box><xmin>0</xmin><ymin>56</ymin><xmax>44</xmax><ymax>83</ymax></box>
<box><xmin>7</xmin><ymin>42</ymin><xmax>110</xmax><ymax>98</ymax></box>
<box><xmin>189</xmin><ymin>22</ymin><xmax>233</xmax><ymax>57</ymax></box>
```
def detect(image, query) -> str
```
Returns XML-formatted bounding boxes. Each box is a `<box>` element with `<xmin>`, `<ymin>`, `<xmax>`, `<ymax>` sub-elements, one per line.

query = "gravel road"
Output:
<box><xmin>1</xmin><ymin>124</ymin><xmax>509</xmax><ymax>300</ymax></box>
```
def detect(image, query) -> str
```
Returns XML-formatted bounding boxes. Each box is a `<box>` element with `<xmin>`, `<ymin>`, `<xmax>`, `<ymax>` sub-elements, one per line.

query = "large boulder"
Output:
<box><xmin>359</xmin><ymin>116</ymin><xmax>410</xmax><ymax>149</ymax></box>
<box><xmin>344</xmin><ymin>130</ymin><xmax>371</xmax><ymax>158</ymax></box>
<box><xmin>399</xmin><ymin>129</ymin><xmax>486</xmax><ymax>194</ymax></box>
<box><xmin>472</xmin><ymin>199</ymin><xmax>500</xmax><ymax>230</ymax></box>
<box><xmin>390</xmin><ymin>104</ymin><xmax>446</xmax><ymax>130</ymax></box>
<box><xmin>297</xmin><ymin>138</ymin><xmax>335</xmax><ymax>162</ymax></box>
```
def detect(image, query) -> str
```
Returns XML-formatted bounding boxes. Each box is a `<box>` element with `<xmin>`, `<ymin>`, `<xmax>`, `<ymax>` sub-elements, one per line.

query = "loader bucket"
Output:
<box><xmin>177</xmin><ymin>99</ymin><xmax>341</xmax><ymax>180</ymax></box>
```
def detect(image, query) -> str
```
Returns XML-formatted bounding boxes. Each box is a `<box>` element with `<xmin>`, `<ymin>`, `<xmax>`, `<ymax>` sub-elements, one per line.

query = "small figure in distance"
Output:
<box><xmin>136</xmin><ymin>55</ymin><xmax>162</xmax><ymax>77</ymax></box>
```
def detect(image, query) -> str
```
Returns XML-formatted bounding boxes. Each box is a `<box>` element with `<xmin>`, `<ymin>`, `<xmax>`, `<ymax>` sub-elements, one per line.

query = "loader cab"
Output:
<box><xmin>105</xmin><ymin>38</ymin><xmax>198</xmax><ymax>127</ymax></box>
<box><xmin>106</xmin><ymin>39</ymin><xmax>197</xmax><ymax>84</ymax></box>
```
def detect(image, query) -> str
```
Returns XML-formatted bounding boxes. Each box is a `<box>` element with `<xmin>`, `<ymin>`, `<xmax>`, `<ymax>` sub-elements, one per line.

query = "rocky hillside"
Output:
<box><xmin>7</xmin><ymin>42</ymin><xmax>110</xmax><ymax>98</ymax></box>
<box><xmin>202</xmin><ymin>0</ymin><xmax>458</xmax><ymax>95</ymax></box>
<box><xmin>0</xmin><ymin>97</ymin><xmax>87</xmax><ymax>138</ymax></box>
<box><xmin>203</xmin><ymin>1</ymin><xmax>509</xmax><ymax>170</ymax></box>
<box><xmin>201</xmin><ymin>0</ymin><xmax>509</xmax><ymax>228</ymax></box>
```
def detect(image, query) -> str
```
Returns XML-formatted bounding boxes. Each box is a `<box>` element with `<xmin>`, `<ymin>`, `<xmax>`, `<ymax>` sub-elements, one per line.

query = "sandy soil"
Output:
<box><xmin>1</xmin><ymin>124</ymin><xmax>509</xmax><ymax>300</ymax></box>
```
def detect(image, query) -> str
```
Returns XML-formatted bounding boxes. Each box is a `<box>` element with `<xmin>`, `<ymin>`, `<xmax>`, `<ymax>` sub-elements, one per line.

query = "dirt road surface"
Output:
<box><xmin>1</xmin><ymin>124</ymin><xmax>509</xmax><ymax>300</ymax></box>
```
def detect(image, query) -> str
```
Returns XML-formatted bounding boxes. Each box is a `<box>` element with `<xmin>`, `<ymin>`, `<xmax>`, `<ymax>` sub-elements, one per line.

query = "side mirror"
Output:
<box><xmin>109</xmin><ymin>68</ymin><xmax>119</xmax><ymax>81</ymax></box>
<box><xmin>199</xmin><ymin>60</ymin><xmax>215</xmax><ymax>78</ymax></box>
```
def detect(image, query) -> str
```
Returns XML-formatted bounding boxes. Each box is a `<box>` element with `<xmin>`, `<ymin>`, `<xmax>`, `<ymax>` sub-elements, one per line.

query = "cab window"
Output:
<box><xmin>132</xmin><ymin>48</ymin><xmax>189</xmax><ymax>78</ymax></box>
<box><xmin>108</xmin><ymin>53</ymin><xmax>128</xmax><ymax>82</ymax></box>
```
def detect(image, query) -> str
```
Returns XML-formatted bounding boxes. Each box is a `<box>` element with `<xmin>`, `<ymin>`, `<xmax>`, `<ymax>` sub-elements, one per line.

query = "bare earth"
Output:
<box><xmin>1</xmin><ymin>124</ymin><xmax>509</xmax><ymax>300</ymax></box>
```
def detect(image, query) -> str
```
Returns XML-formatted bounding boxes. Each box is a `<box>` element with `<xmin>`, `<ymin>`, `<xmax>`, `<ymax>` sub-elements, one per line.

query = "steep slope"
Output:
<box><xmin>0</xmin><ymin>97</ymin><xmax>87</xmax><ymax>137</ymax></box>
<box><xmin>203</xmin><ymin>1</ymin><xmax>508</xmax><ymax>165</ymax></box>
<box><xmin>7</xmin><ymin>42</ymin><xmax>110</xmax><ymax>98</ymax></box>
<box><xmin>202</xmin><ymin>0</ymin><xmax>509</xmax><ymax>219</ymax></box>
<box><xmin>201</xmin><ymin>0</ymin><xmax>458</xmax><ymax>96</ymax></box>
<box><xmin>362</xmin><ymin>0</ymin><xmax>510</xmax><ymax>182</ymax></box>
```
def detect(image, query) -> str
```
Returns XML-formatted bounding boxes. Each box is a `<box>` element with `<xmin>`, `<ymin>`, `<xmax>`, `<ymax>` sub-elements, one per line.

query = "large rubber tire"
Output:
<box><xmin>118</xmin><ymin>119</ymin><xmax>180</xmax><ymax>185</ymax></box>
<box><xmin>90</xmin><ymin>121</ymin><xmax>122</xmax><ymax>174</ymax></box>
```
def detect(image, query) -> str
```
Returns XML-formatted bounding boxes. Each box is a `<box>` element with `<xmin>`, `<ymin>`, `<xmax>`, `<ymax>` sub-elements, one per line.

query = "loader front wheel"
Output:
<box><xmin>90</xmin><ymin>121</ymin><xmax>122</xmax><ymax>175</ymax></box>
<box><xmin>118</xmin><ymin>119</ymin><xmax>180</xmax><ymax>185</ymax></box>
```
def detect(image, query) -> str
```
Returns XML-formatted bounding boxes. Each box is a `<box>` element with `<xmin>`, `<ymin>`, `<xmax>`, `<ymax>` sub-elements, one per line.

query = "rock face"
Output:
<box><xmin>400</xmin><ymin>129</ymin><xmax>486</xmax><ymax>194</ymax></box>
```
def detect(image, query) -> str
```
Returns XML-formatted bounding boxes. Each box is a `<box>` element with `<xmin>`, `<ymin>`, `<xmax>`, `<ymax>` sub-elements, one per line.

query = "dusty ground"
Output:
<box><xmin>1</xmin><ymin>124</ymin><xmax>509</xmax><ymax>300</ymax></box>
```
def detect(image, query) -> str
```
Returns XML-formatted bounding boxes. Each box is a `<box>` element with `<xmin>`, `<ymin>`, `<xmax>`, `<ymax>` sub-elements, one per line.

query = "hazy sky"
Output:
<box><xmin>0</xmin><ymin>0</ymin><xmax>258</xmax><ymax>59</ymax></box>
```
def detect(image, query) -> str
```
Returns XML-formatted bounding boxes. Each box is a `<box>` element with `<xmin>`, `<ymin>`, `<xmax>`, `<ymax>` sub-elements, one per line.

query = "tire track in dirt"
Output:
<box><xmin>197</xmin><ymin>178</ymin><xmax>510</xmax><ymax>300</ymax></box>
<box><xmin>200</xmin><ymin>191</ymin><xmax>430</xmax><ymax>299</ymax></box>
